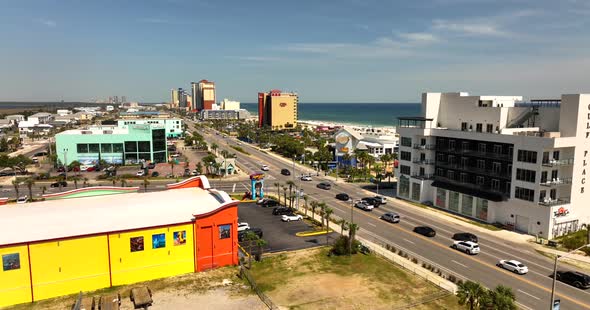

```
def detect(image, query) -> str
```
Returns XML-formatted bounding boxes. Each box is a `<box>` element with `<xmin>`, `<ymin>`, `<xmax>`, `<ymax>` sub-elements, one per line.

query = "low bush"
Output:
<box><xmin>330</xmin><ymin>236</ymin><xmax>361</xmax><ymax>256</ymax></box>
<box><xmin>411</xmin><ymin>257</ymin><xmax>418</xmax><ymax>264</ymax></box>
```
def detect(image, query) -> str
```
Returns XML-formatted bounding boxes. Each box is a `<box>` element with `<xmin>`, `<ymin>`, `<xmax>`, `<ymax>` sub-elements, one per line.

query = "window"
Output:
<box><xmin>515</xmin><ymin>186</ymin><xmax>535</xmax><ymax>202</ymax></box>
<box><xmin>541</xmin><ymin>171</ymin><xmax>548</xmax><ymax>183</ymax></box>
<box><xmin>461</xmin><ymin>122</ymin><xmax>468</xmax><ymax>131</ymax></box>
<box><xmin>542</xmin><ymin>152</ymin><xmax>550</xmax><ymax>164</ymax></box>
<box><xmin>421</xmin><ymin>138</ymin><xmax>426</xmax><ymax>146</ymax></box>
<box><xmin>125</xmin><ymin>141</ymin><xmax>137</xmax><ymax>152</ymax></box>
<box><xmin>492</xmin><ymin>162</ymin><xmax>501</xmax><ymax>174</ymax></box>
<box><xmin>113</xmin><ymin>143</ymin><xmax>124</xmax><ymax>153</ymax></box>
<box><xmin>460</xmin><ymin>173</ymin><xmax>468</xmax><ymax>183</ymax></box>
<box><xmin>448</xmin><ymin>155</ymin><xmax>455</xmax><ymax>165</ymax></box>
<box><xmin>449</xmin><ymin>140</ymin><xmax>456</xmax><ymax>150</ymax></box>
<box><xmin>551</xmin><ymin>170</ymin><xmax>558</xmax><ymax>181</ymax></box>
<box><xmin>491</xmin><ymin>179</ymin><xmax>500</xmax><ymax>191</ymax></box>
<box><xmin>517</xmin><ymin>150</ymin><xmax>537</xmax><ymax>163</ymax></box>
<box><xmin>2</xmin><ymin>253</ymin><xmax>20</xmax><ymax>271</ymax></box>
<box><xmin>101</xmin><ymin>143</ymin><xmax>112</xmax><ymax>153</ymax></box>
<box><xmin>461</xmin><ymin>195</ymin><xmax>473</xmax><ymax>216</ymax></box>
<box><xmin>411</xmin><ymin>183</ymin><xmax>421</xmax><ymax>201</ymax></box>
<box><xmin>77</xmin><ymin>144</ymin><xmax>88</xmax><ymax>153</ymax></box>
<box><xmin>219</xmin><ymin>225</ymin><xmax>231</xmax><ymax>239</ymax></box>
<box><xmin>539</xmin><ymin>190</ymin><xmax>546</xmax><ymax>202</ymax></box>
<box><xmin>516</xmin><ymin>169</ymin><xmax>536</xmax><ymax>183</ymax></box>
<box><xmin>138</xmin><ymin>141</ymin><xmax>151</xmax><ymax>153</ymax></box>
<box><xmin>436</xmin><ymin>188</ymin><xmax>446</xmax><ymax>208</ymax></box>
<box><xmin>477</xmin><ymin>160</ymin><xmax>485</xmax><ymax>170</ymax></box>
<box><xmin>420</xmin><ymin>153</ymin><xmax>426</xmax><ymax>161</ymax></box>
<box><xmin>401</xmin><ymin>137</ymin><xmax>412</xmax><ymax>147</ymax></box>
<box><xmin>398</xmin><ymin>176</ymin><xmax>410</xmax><ymax>198</ymax></box>
<box><xmin>447</xmin><ymin>170</ymin><xmax>455</xmax><ymax>180</ymax></box>
<box><xmin>88</xmin><ymin>143</ymin><xmax>99</xmax><ymax>153</ymax></box>
<box><xmin>449</xmin><ymin>192</ymin><xmax>460</xmax><ymax>212</ymax></box>
<box><xmin>478</xmin><ymin>143</ymin><xmax>486</xmax><ymax>153</ymax></box>
<box><xmin>486</xmin><ymin>124</ymin><xmax>494</xmax><ymax>133</ymax></box>
<box><xmin>461</xmin><ymin>157</ymin><xmax>468</xmax><ymax>168</ymax></box>
<box><xmin>419</xmin><ymin>167</ymin><xmax>425</xmax><ymax>176</ymax></box>
<box><xmin>493</xmin><ymin>144</ymin><xmax>502</xmax><ymax>154</ymax></box>
<box><xmin>476</xmin><ymin>198</ymin><xmax>488</xmax><ymax>220</ymax></box>
<box><xmin>550</xmin><ymin>189</ymin><xmax>557</xmax><ymax>199</ymax></box>
<box><xmin>476</xmin><ymin>176</ymin><xmax>484</xmax><ymax>185</ymax></box>
<box><xmin>436</xmin><ymin>168</ymin><xmax>444</xmax><ymax>176</ymax></box>
<box><xmin>553</xmin><ymin>151</ymin><xmax>560</xmax><ymax>160</ymax></box>
<box><xmin>462</xmin><ymin>141</ymin><xmax>469</xmax><ymax>151</ymax></box>
<box><xmin>437</xmin><ymin>153</ymin><xmax>446</xmax><ymax>162</ymax></box>
<box><xmin>476</xmin><ymin>123</ymin><xmax>482</xmax><ymax>132</ymax></box>
<box><xmin>400</xmin><ymin>165</ymin><xmax>411</xmax><ymax>175</ymax></box>
<box><xmin>400</xmin><ymin>151</ymin><xmax>412</xmax><ymax>161</ymax></box>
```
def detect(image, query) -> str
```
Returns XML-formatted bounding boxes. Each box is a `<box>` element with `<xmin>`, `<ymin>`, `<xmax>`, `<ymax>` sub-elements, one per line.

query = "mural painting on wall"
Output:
<box><xmin>130</xmin><ymin>236</ymin><xmax>144</xmax><ymax>252</ymax></box>
<box><xmin>2</xmin><ymin>253</ymin><xmax>20</xmax><ymax>271</ymax></box>
<box><xmin>174</xmin><ymin>231</ymin><xmax>186</xmax><ymax>246</ymax></box>
<box><xmin>152</xmin><ymin>233</ymin><xmax>166</xmax><ymax>249</ymax></box>
<box><xmin>219</xmin><ymin>224</ymin><xmax>231</xmax><ymax>239</ymax></box>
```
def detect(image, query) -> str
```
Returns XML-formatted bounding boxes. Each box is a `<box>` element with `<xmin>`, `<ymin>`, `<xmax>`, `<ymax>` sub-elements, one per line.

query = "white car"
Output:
<box><xmin>374</xmin><ymin>195</ymin><xmax>387</xmax><ymax>204</ymax></box>
<box><xmin>281</xmin><ymin>214</ymin><xmax>303</xmax><ymax>222</ymax></box>
<box><xmin>355</xmin><ymin>201</ymin><xmax>374</xmax><ymax>211</ymax></box>
<box><xmin>136</xmin><ymin>170</ymin><xmax>145</xmax><ymax>177</ymax></box>
<box><xmin>497</xmin><ymin>260</ymin><xmax>528</xmax><ymax>274</ymax></box>
<box><xmin>237</xmin><ymin>222</ymin><xmax>250</xmax><ymax>232</ymax></box>
<box><xmin>300</xmin><ymin>175</ymin><xmax>312</xmax><ymax>181</ymax></box>
<box><xmin>261</xmin><ymin>165</ymin><xmax>269</xmax><ymax>171</ymax></box>
<box><xmin>452</xmin><ymin>241</ymin><xmax>480</xmax><ymax>255</ymax></box>
<box><xmin>16</xmin><ymin>196</ymin><xmax>28</xmax><ymax>204</ymax></box>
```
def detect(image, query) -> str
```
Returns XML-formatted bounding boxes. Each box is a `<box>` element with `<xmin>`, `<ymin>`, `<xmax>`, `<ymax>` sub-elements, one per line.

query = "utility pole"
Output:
<box><xmin>549</xmin><ymin>235</ymin><xmax>590</xmax><ymax>310</ymax></box>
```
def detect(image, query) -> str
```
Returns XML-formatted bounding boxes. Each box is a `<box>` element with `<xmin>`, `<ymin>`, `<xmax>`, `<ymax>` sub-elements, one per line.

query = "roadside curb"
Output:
<box><xmin>295</xmin><ymin>229</ymin><xmax>334</xmax><ymax>237</ymax></box>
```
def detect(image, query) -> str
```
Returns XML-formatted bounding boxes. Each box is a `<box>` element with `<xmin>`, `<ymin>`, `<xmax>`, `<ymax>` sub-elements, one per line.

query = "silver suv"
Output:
<box><xmin>380</xmin><ymin>212</ymin><xmax>400</xmax><ymax>223</ymax></box>
<box><xmin>452</xmin><ymin>241</ymin><xmax>480</xmax><ymax>255</ymax></box>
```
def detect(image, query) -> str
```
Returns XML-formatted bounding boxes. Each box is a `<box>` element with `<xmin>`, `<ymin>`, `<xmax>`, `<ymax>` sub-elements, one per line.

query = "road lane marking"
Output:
<box><xmin>518</xmin><ymin>289</ymin><xmax>541</xmax><ymax>300</ymax></box>
<box><xmin>451</xmin><ymin>260</ymin><xmax>468</xmax><ymax>268</ymax></box>
<box><xmin>367</xmin><ymin>222</ymin><xmax>376</xmax><ymax>227</ymax></box>
<box><xmin>403</xmin><ymin>238</ymin><xmax>415</xmax><ymax>245</ymax></box>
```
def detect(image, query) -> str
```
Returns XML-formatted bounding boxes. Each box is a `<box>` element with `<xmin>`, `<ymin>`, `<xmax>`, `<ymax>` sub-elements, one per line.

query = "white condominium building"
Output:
<box><xmin>397</xmin><ymin>92</ymin><xmax>590</xmax><ymax>239</ymax></box>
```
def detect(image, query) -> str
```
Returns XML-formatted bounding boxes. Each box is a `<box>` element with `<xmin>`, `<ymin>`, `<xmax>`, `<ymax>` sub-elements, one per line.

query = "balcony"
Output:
<box><xmin>539</xmin><ymin>197</ymin><xmax>570</xmax><ymax>207</ymax></box>
<box><xmin>436</xmin><ymin>147</ymin><xmax>512</xmax><ymax>161</ymax></box>
<box><xmin>432</xmin><ymin>175</ymin><xmax>508</xmax><ymax>202</ymax></box>
<box><xmin>411</xmin><ymin>173</ymin><xmax>434</xmax><ymax>180</ymax></box>
<box><xmin>413</xmin><ymin>144</ymin><xmax>436</xmax><ymax>150</ymax></box>
<box><xmin>436</xmin><ymin>162</ymin><xmax>512</xmax><ymax>179</ymax></box>
<box><xmin>413</xmin><ymin>159</ymin><xmax>435</xmax><ymax>165</ymax></box>
<box><xmin>542</xmin><ymin>158</ymin><xmax>574</xmax><ymax>167</ymax></box>
<box><xmin>540</xmin><ymin>177</ymin><xmax>572</xmax><ymax>187</ymax></box>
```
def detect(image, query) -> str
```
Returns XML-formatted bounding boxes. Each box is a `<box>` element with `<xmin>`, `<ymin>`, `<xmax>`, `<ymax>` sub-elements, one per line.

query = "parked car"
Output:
<box><xmin>354</xmin><ymin>201</ymin><xmax>374</xmax><ymax>211</ymax></box>
<box><xmin>452</xmin><ymin>241</ymin><xmax>480</xmax><ymax>255</ymax></box>
<box><xmin>151</xmin><ymin>171</ymin><xmax>160</xmax><ymax>177</ymax></box>
<box><xmin>380</xmin><ymin>212</ymin><xmax>400</xmax><ymax>223</ymax></box>
<box><xmin>497</xmin><ymin>260</ymin><xmax>528</xmax><ymax>274</ymax></box>
<box><xmin>361</xmin><ymin>197</ymin><xmax>381</xmax><ymax>207</ymax></box>
<box><xmin>191</xmin><ymin>169</ymin><xmax>199</xmax><ymax>176</ymax></box>
<box><xmin>50</xmin><ymin>181</ymin><xmax>68</xmax><ymax>188</ymax></box>
<box><xmin>281</xmin><ymin>169</ymin><xmax>291</xmax><ymax>176</ymax></box>
<box><xmin>0</xmin><ymin>171</ymin><xmax>12</xmax><ymax>177</ymax></box>
<box><xmin>272</xmin><ymin>207</ymin><xmax>292</xmax><ymax>215</ymax></box>
<box><xmin>257</xmin><ymin>198</ymin><xmax>280</xmax><ymax>207</ymax></box>
<box><xmin>261</xmin><ymin>165</ymin><xmax>269</xmax><ymax>171</ymax></box>
<box><xmin>85</xmin><ymin>166</ymin><xmax>97</xmax><ymax>172</ymax></box>
<box><xmin>372</xmin><ymin>196</ymin><xmax>385</xmax><ymax>204</ymax></box>
<box><xmin>555</xmin><ymin>271</ymin><xmax>590</xmax><ymax>289</ymax></box>
<box><xmin>238</xmin><ymin>228</ymin><xmax>263</xmax><ymax>241</ymax></box>
<box><xmin>452</xmin><ymin>232</ymin><xmax>479</xmax><ymax>243</ymax></box>
<box><xmin>16</xmin><ymin>196</ymin><xmax>28</xmax><ymax>204</ymax></box>
<box><xmin>136</xmin><ymin>170</ymin><xmax>146</xmax><ymax>177</ymax></box>
<box><xmin>237</xmin><ymin>222</ymin><xmax>250</xmax><ymax>232</ymax></box>
<box><xmin>57</xmin><ymin>166</ymin><xmax>65</xmax><ymax>173</ymax></box>
<box><xmin>282</xmin><ymin>214</ymin><xmax>303</xmax><ymax>222</ymax></box>
<box><xmin>32</xmin><ymin>157</ymin><xmax>39</xmax><ymax>164</ymax></box>
<box><xmin>317</xmin><ymin>182</ymin><xmax>331</xmax><ymax>190</ymax></box>
<box><xmin>413</xmin><ymin>226</ymin><xmax>436</xmax><ymax>237</ymax></box>
<box><xmin>300</xmin><ymin>175</ymin><xmax>312</xmax><ymax>181</ymax></box>
<box><xmin>335</xmin><ymin>193</ymin><xmax>350</xmax><ymax>201</ymax></box>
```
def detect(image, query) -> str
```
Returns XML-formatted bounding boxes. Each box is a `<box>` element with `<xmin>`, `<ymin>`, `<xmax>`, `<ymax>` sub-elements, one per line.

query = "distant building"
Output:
<box><xmin>106</xmin><ymin>105</ymin><xmax>115</xmax><ymax>112</ymax></box>
<box><xmin>170</xmin><ymin>89</ymin><xmax>180</xmax><ymax>108</ymax></box>
<box><xmin>220</xmin><ymin>99</ymin><xmax>240</xmax><ymax>110</ymax></box>
<box><xmin>257</xmin><ymin>89</ymin><xmax>298</xmax><ymax>130</ymax></box>
<box><xmin>56</xmin><ymin>109</ymin><xmax>72</xmax><ymax>116</ymax></box>
<box><xmin>0</xmin><ymin>119</ymin><xmax>13</xmax><ymax>132</ymax></box>
<box><xmin>334</xmin><ymin>126</ymin><xmax>398</xmax><ymax>165</ymax></box>
<box><xmin>119</xmin><ymin>111</ymin><xmax>172</xmax><ymax>119</ymax></box>
<box><xmin>193</xmin><ymin>80</ymin><xmax>216</xmax><ymax>110</ymax></box>
<box><xmin>55</xmin><ymin>125</ymin><xmax>168</xmax><ymax>165</ymax></box>
<box><xmin>199</xmin><ymin>109</ymin><xmax>251</xmax><ymax>121</ymax></box>
<box><xmin>28</xmin><ymin>112</ymin><xmax>53</xmax><ymax>124</ymax></box>
<box><xmin>18</xmin><ymin>122</ymin><xmax>53</xmax><ymax>137</ymax></box>
<box><xmin>117</xmin><ymin>118</ymin><xmax>183</xmax><ymax>138</ymax></box>
<box><xmin>5</xmin><ymin>115</ymin><xmax>25</xmax><ymax>125</ymax></box>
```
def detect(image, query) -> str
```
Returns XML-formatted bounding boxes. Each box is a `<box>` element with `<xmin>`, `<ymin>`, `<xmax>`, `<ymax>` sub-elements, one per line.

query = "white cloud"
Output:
<box><xmin>433</xmin><ymin>19</ymin><xmax>505</xmax><ymax>36</ymax></box>
<box><xmin>398</xmin><ymin>32</ymin><xmax>439</xmax><ymax>43</ymax></box>
<box><xmin>36</xmin><ymin>19</ymin><xmax>56</xmax><ymax>27</ymax></box>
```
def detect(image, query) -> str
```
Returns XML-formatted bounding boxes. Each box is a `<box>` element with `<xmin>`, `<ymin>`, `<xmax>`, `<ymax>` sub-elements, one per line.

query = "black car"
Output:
<box><xmin>50</xmin><ymin>181</ymin><xmax>68</xmax><ymax>188</ymax></box>
<box><xmin>555</xmin><ymin>271</ymin><xmax>590</xmax><ymax>289</ymax></box>
<box><xmin>257</xmin><ymin>199</ymin><xmax>280</xmax><ymax>207</ymax></box>
<box><xmin>317</xmin><ymin>182</ymin><xmax>331</xmax><ymax>190</ymax></box>
<box><xmin>335</xmin><ymin>193</ymin><xmax>350</xmax><ymax>201</ymax></box>
<box><xmin>452</xmin><ymin>232</ymin><xmax>478</xmax><ymax>243</ymax></box>
<box><xmin>151</xmin><ymin>171</ymin><xmax>160</xmax><ymax>177</ymax></box>
<box><xmin>413</xmin><ymin>226</ymin><xmax>436</xmax><ymax>237</ymax></box>
<box><xmin>238</xmin><ymin>227</ymin><xmax>263</xmax><ymax>241</ymax></box>
<box><xmin>281</xmin><ymin>169</ymin><xmax>291</xmax><ymax>176</ymax></box>
<box><xmin>272</xmin><ymin>207</ymin><xmax>292</xmax><ymax>215</ymax></box>
<box><xmin>361</xmin><ymin>197</ymin><xmax>381</xmax><ymax>207</ymax></box>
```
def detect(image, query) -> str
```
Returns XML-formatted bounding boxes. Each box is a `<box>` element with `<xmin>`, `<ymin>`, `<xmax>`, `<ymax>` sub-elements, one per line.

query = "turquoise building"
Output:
<box><xmin>117</xmin><ymin>118</ymin><xmax>183</xmax><ymax>138</ymax></box>
<box><xmin>55</xmin><ymin>125</ymin><xmax>168</xmax><ymax>166</ymax></box>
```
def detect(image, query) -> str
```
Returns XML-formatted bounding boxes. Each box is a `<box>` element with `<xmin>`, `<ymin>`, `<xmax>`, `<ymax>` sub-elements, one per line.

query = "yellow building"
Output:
<box><xmin>257</xmin><ymin>89</ymin><xmax>298</xmax><ymax>130</ymax></box>
<box><xmin>0</xmin><ymin>176</ymin><xmax>239</xmax><ymax>308</ymax></box>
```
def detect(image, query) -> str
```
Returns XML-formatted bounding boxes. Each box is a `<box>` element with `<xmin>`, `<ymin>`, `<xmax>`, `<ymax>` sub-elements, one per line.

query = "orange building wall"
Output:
<box><xmin>195</xmin><ymin>204</ymin><xmax>238</xmax><ymax>271</ymax></box>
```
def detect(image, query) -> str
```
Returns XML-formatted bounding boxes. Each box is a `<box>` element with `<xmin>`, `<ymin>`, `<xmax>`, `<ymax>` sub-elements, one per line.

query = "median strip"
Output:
<box><xmin>295</xmin><ymin>229</ymin><xmax>334</xmax><ymax>237</ymax></box>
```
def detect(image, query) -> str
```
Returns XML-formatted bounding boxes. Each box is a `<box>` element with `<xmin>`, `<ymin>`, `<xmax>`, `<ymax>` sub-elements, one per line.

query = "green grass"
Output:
<box><xmin>230</xmin><ymin>145</ymin><xmax>250</xmax><ymax>155</ymax></box>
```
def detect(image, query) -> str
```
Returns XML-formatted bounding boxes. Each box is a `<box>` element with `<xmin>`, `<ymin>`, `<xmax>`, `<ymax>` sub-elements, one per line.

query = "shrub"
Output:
<box><xmin>448</xmin><ymin>275</ymin><xmax>457</xmax><ymax>283</ymax></box>
<box><xmin>397</xmin><ymin>249</ymin><xmax>404</xmax><ymax>256</ymax></box>
<box><xmin>411</xmin><ymin>257</ymin><xmax>418</xmax><ymax>264</ymax></box>
<box><xmin>422</xmin><ymin>262</ymin><xmax>428</xmax><ymax>269</ymax></box>
<box><xmin>330</xmin><ymin>236</ymin><xmax>361</xmax><ymax>256</ymax></box>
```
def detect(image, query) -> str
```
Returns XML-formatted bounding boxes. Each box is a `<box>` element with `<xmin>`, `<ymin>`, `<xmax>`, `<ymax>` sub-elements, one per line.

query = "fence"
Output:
<box><xmin>239</xmin><ymin>262</ymin><xmax>279</xmax><ymax>310</ymax></box>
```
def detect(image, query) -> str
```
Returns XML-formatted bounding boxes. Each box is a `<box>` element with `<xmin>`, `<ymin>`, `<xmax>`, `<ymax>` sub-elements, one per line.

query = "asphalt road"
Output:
<box><xmin>187</xmin><ymin>120</ymin><xmax>590</xmax><ymax>310</ymax></box>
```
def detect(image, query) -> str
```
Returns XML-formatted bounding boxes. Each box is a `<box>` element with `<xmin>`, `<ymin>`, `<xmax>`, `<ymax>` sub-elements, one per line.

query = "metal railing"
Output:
<box><xmin>411</xmin><ymin>174</ymin><xmax>434</xmax><ymax>180</ymax></box>
<box><xmin>538</xmin><ymin>197</ymin><xmax>571</xmax><ymax>207</ymax></box>
<box><xmin>412</xmin><ymin>159</ymin><xmax>435</xmax><ymax>165</ymax></box>
<box><xmin>239</xmin><ymin>262</ymin><xmax>279</xmax><ymax>309</ymax></box>
<box><xmin>540</xmin><ymin>177</ymin><xmax>572</xmax><ymax>187</ymax></box>
<box><xmin>542</xmin><ymin>158</ymin><xmax>574</xmax><ymax>167</ymax></box>
<box><xmin>413</xmin><ymin>144</ymin><xmax>436</xmax><ymax>150</ymax></box>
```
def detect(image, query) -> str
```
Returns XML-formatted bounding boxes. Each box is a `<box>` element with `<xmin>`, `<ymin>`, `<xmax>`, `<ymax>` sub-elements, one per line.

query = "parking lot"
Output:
<box><xmin>238</xmin><ymin>202</ymin><xmax>337</xmax><ymax>253</ymax></box>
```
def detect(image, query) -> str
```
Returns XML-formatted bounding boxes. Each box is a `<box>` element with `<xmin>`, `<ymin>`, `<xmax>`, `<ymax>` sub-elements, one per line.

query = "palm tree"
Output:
<box><xmin>169</xmin><ymin>160</ymin><xmax>176</xmax><ymax>176</ymax></box>
<box><xmin>303</xmin><ymin>195</ymin><xmax>309</xmax><ymax>217</ymax></box>
<box><xmin>286</xmin><ymin>180</ymin><xmax>295</xmax><ymax>208</ymax></box>
<box><xmin>196</xmin><ymin>162</ymin><xmax>203</xmax><ymax>174</ymax></box>
<box><xmin>485</xmin><ymin>285</ymin><xmax>516</xmax><ymax>310</ymax></box>
<box><xmin>111</xmin><ymin>176</ymin><xmax>119</xmax><ymax>187</ymax></box>
<box><xmin>120</xmin><ymin>178</ymin><xmax>127</xmax><ymax>187</ymax></box>
<box><xmin>338</xmin><ymin>219</ymin><xmax>349</xmax><ymax>235</ymax></box>
<box><xmin>457</xmin><ymin>281</ymin><xmax>487</xmax><ymax>310</ymax></box>
<box><xmin>24</xmin><ymin>178</ymin><xmax>35</xmax><ymax>201</ymax></box>
<box><xmin>83</xmin><ymin>177</ymin><xmax>89</xmax><ymax>188</ymax></box>
<box><xmin>282</xmin><ymin>186</ymin><xmax>288</xmax><ymax>208</ymax></box>
<box><xmin>324</xmin><ymin>207</ymin><xmax>333</xmax><ymax>244</ymax></box>
<box><xmin>310</xmin><ymin>201</ymin><xmax>318</xmax><ymax>221</ymax></box>
<box><xmin>12</xmin><ymin>179</ymin><xmax>20</xmax><ymax>198</ymax></box>
<box><xmin>347</xmin><ymin>223</ymin><xmax>359</xmax><ymax>255</ymax></box>
<box><xmin>40</xmin><ymin>185</ymin><xmax>47</xmax><ymax>196</ymax></box>
<box><xmin>318</xmin><ymin>202</ymin><xmax>327</xmax><ymax>229</ymax></box>
<box><xmin>142</xmin><ymin>177</ymin><xmax>150</xmax><ymax>192</ymax></box>
<box><xmin>71</xmin><ymin>176</ymin><xmax>80</xmax><ymax>189</ymax></box>
<box><xmin>211</xmin><ymin>143</ymin><xmax>218</xmax><ymax>155</ymax></box>
<box><xmin>274</xmin><ymin>182</ymin><xmax>281</xmax><ymax>201</ymax></box>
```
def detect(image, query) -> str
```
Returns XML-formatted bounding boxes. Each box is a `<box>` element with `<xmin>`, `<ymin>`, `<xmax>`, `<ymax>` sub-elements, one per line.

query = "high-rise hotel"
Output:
<box><xmin>257</xmin><ymin>89</ymin><xmax>298</xmax><ymax>130</ymax></box>
<box><xmin>397</xmin><ymin>92</ymin><xmax>590</xmax><ymax>239</ymax></box>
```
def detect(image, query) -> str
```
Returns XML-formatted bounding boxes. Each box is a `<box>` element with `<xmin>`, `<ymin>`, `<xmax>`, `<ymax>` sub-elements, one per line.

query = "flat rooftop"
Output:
<box><xmin>0</xmin><ymin>187</ymin><xmax>234</xmax><ymax>246</ymax></box>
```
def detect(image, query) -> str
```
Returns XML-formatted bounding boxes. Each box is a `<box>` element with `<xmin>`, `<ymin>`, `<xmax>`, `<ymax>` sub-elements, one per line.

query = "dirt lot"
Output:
<box><xmin>249</xmin><ymin>247</ymin><xmax>461</xmax><ymax>310</ymax></box>
<box><xmin>6</xmin><ymin>266</ymin><xmax>266</xmax><ymax>310</ymax></box>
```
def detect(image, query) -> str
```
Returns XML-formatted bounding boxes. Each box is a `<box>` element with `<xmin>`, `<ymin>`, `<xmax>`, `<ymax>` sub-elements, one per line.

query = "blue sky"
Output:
<box><xmin>1</xmin><ymin>0</ymin><xmax>590</xmax><ymax>103</ymax></box>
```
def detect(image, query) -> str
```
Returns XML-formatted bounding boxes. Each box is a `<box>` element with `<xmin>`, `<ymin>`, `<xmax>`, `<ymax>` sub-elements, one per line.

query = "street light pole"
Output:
<box><xmin>63</xmin><ymin>148</ymin><xmax>68</xmax><ymax>181</ymax></box>
<box><xmin>549</xmin><ymin>239</ymin><xmax>590</xmax><ymax>310</ymax></box>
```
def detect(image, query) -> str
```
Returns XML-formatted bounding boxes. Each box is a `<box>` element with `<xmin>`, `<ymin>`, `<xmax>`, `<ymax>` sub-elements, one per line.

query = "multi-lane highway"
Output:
<box><xmin>187</xmin><ymin>120</ymin><xmax>590</xmax><ymax>310</ymax></box>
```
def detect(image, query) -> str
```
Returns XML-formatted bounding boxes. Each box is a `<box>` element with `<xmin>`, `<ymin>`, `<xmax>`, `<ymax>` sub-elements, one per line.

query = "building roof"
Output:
<box><xmin>29</xmin><ymin>112</ymin><xmax>53</xmax><ymax>118</ymax></box>
<box><xmin>0</xmin><ymin>185</ymin><xmax>235</xmax><ymax>246</ymax></box>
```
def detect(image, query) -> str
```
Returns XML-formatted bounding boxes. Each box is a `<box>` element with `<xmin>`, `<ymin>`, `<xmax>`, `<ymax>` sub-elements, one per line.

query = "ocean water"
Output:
<box><xmin>241</xmin><ymin>103</ymin><xmax>421</xmax><ymax>127</ymax></box>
